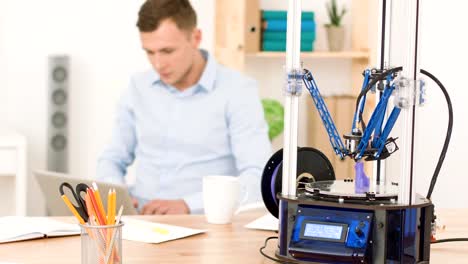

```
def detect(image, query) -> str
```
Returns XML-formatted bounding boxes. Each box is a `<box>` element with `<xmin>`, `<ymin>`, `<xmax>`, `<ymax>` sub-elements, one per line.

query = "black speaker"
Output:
<box><xmin>47</xmin><ymin>55</ymin><xmax>69</xmax><ymax>172</ymax></box>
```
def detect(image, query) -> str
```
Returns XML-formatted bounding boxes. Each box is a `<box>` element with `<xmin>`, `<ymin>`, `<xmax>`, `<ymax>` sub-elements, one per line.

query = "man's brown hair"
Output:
<box><xmin>137</xmin><ymin>0</ymin><xmax>197</xmax><ymax>32</ymax></box>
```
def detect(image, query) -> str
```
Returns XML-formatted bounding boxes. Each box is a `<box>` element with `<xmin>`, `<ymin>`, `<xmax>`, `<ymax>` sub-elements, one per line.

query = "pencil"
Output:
<box><xmin>105</xmin><ymin>189</ymin><xmax>112</xmax><ymax>263</ymax></box>
<box><xmin>85</xmin><ymin>193</ymin><xmax>96</xmax><ymax>223</ymax></box>
<box><xmin>84</xmin><ymin>193</ymin><xmax>106</xmax><ymax>260</ymax></box>
<box><xmin>92</xmin><ymin>182</ymin><xmax>107</xmax><ymax>224</ymax></box>
<box><xmin>107</xmin><ymin>189</ymin><xmax>112</xmax><ymax>225</ymax></box>
<box><xmin>105</xmin><ymin>205</ymin><xmax>124</xmax><ymax>264</ymax></box>
<box><xmin>88</xmin><ymin>188</ymin><xmax>107</xmax><ymax>226</ymax></box>
<box><xmin>111</xmin><ymin>189</ymin><xmax>116</xmax><ymax>225</ymax></box>
<box><xmin>61</xmin><ymin>195</ymin><xmax>85</xmax><ymax>224</ymax></box>
<box><xmin>108</xmin><ymin>189</ymin><xmax>117</xmax><ymax>264</ymax></box>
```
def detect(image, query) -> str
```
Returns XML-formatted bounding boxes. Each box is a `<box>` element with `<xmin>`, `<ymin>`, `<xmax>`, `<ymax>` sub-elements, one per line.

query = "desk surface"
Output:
<box><xmin>0</xmin><ymin>209</ymin><xmax>467</xmax><ymax>263</ymax></box>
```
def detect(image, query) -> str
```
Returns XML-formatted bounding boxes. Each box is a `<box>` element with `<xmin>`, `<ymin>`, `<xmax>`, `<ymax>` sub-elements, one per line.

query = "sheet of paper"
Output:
<box><xmin>244</xmin><ymin>214</ymin><xmax>278</xmax><ymax>231</ymax></box>
<box><xmin>121</xmin><ymin>217</ymin><xmax>205</xmax><ymax>244</ymax></box>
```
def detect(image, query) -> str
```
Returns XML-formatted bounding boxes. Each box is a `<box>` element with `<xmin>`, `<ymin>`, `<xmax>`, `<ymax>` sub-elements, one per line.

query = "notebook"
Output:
<box><xmin>0</xmin><ymin>216</ymin><xmax>80</xmax><ymax>243</ymax></box>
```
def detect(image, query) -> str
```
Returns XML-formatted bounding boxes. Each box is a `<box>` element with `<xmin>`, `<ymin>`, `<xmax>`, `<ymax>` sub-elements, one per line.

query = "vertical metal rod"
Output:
<box><xmin>379</xmin><ymin>0</ymin><xmax>387</xmax><ymax>71</ymax></box>
<box><xmin>398</xmin><ymin>0</ymin><xmax>420</xmax><ymax>205</ymax></box>
<box><xmin>374</xmin><ymin>0</ymin><xmax>391</xmax><ymax>186</ymax></box>
<box><xmin>376</xmin><ymin>0</ymin><xmax>387</xmax><ymax>185</ymax></box>
<box><xmin>282</xmin><ymin>0</ymin><xmax>302</xmax><ymax>197</ymax></box>
<box><xmin>408</xmin><ymin>0</ymin><xmax>421</xmax><ymax>205</ymax></box>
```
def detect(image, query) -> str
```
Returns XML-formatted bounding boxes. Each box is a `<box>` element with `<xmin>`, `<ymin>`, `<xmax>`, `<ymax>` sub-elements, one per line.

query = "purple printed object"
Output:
<box><xmin>354</xmin><ymin>162</ymin><xmax>370</xmax><ymax>193</ymax></box>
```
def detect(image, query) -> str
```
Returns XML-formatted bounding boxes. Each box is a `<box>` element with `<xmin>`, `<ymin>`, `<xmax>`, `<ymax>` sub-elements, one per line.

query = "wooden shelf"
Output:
<box><xmin>246</xmin><ymin>51</ymin><xmax>370</xmax><ymax>60</ymax></box>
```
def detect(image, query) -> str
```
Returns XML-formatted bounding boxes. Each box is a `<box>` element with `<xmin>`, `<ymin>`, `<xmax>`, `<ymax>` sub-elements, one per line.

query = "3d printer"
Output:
<box><xmin>260</xmin><ymin>1</ymin><xmax>454</xmax><ymax>263</ymax></box>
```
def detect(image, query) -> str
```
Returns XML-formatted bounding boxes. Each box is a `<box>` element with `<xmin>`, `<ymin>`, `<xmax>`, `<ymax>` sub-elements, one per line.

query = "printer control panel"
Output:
<box><xmin>289</xmin><ymin>206</ymin><xmax>373</xmax><ymax>262</ymax></box>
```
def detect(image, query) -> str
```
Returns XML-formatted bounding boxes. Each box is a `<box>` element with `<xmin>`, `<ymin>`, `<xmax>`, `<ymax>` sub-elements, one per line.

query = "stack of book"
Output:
<box><xmin>261</xmin><ymin>10</ymin><xmax>316</xmax><ymax>52</ymax></box>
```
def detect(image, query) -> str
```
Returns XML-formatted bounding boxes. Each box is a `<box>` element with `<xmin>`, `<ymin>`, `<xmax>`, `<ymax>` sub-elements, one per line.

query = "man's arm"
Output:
<box><xmin>96</xmin><ymin>81</ymin><xmax>137</xmax><ymax>185</ymax></box>
<box><xmin>227</xmin><ymin>78</ymin><xmax>272</xmax><ymax>205</ymax></box>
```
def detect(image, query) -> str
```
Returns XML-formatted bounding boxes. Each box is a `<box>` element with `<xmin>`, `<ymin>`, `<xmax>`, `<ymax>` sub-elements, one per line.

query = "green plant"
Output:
<box><xmin>326</xmin><ymin>0</ymin><xmax>347</xmax><ymax>27</ymax></box>
<box><xmin>261</xmin><ymin>99</ymin><xmax>284</xmax><ymax>141</ymax></box>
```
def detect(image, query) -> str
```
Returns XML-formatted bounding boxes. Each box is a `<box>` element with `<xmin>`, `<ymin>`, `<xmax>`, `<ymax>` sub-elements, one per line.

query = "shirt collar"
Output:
<box><xmin>151</xmin><ymin>49</ymin><xmax>216</xmax><ymax>93</ymax></box>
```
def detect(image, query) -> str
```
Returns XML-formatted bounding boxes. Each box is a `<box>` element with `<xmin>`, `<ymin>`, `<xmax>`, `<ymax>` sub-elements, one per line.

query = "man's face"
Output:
<box><xmin>140</xmin><ymin>19</ymin><xmax>201</xmax><ymax>88</ymax></box>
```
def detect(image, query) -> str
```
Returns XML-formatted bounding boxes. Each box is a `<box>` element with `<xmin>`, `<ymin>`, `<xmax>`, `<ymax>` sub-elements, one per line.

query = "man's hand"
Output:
<box><xmin>141</xmin><ymin>199</ymin><xmax>190</xmax><ymax>215</ymax></box>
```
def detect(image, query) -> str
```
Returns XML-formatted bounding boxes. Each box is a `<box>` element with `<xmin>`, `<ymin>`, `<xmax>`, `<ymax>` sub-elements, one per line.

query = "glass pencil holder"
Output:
<box><xmin>79</xmin><ymin>221</ymin><xmax>124</xmax><ymax>264</ymax></box>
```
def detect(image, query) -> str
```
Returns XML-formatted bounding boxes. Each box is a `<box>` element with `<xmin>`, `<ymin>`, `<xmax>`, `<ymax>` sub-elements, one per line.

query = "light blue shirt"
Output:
<box><xmin>96</xmin><ymin>50</ymin><xmax>272</xmax><ymax>214</ymax></box>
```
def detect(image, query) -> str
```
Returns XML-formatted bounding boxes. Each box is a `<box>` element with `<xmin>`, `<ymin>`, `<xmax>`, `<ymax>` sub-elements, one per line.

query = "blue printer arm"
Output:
<box><xmin>302</xmin><ymin>67</ymin><xmax>403</xmax><ymax>161</ymax></box>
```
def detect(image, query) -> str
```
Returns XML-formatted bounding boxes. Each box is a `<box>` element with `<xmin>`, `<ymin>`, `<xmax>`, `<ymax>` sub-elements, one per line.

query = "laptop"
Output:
<box><xmin>34</xmin><ymin>170</ymin><xmax>138</xmax><ymax>216</ymax></box>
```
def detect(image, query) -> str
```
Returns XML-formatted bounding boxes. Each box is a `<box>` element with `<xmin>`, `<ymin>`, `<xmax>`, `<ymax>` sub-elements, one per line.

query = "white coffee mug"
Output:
<box><xmin>203</xmin><ymin>175</ymin><xmax>242</xmax><ymax>224</ymax></box>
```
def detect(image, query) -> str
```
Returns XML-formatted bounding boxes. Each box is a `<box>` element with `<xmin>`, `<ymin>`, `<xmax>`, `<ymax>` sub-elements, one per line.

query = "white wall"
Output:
<box><xmin>415</xmin><ymin>1</ymin><xmax>467</xmax><ymax>208</ymax></box>
<box><xmin>1</xmin><ymin>0</ymin><xmax>466</xmax><ymax>215</ymax></box>
<box><xmin>0</xmin><ymin>1</ymin><xmax>7</xmax><ymax>120</ymax></box>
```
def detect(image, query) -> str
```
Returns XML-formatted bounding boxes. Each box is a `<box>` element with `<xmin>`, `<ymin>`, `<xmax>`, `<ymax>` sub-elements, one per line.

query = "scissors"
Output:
<box><xmin>59</xmin><ymin>182</ymin><xmax>90</xmax><ymax>222</ymax></box>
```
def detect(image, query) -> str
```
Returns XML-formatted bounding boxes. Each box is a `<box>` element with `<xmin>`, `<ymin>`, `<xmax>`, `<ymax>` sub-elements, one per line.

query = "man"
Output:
<box><xmin>96</xmin><ymin>0</ymin><xmax>271</xmax><ymax>215</ymax></box>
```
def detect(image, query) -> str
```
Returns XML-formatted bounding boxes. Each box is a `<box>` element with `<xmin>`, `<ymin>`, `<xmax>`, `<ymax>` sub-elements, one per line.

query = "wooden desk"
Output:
<box><xmin>0</xmin><ymin>209</ymin><xmax>466</xmax><ymax>263</ymax></box>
